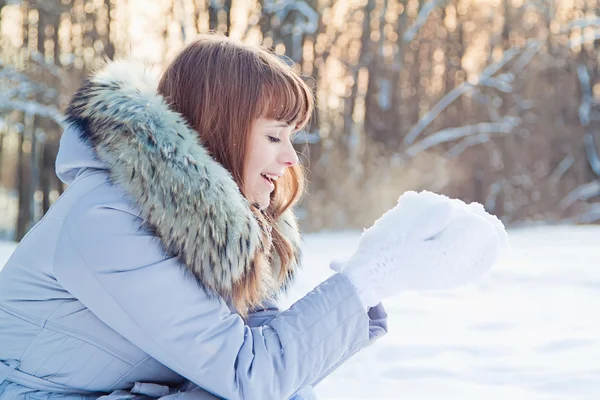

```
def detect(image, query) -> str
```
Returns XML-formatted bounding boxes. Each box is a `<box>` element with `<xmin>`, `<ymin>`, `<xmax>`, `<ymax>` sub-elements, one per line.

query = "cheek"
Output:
<box><xmin>244</xmin><ymin>155</ymin><xmax>259</xmax><ymax>181</ymax></box>
<box><xmin>243</xmin><ymin>153</ymin><xmax>263</xmax><ymax>192</ymax></box>
<box><xmin>246</xmin><ymin>147</ymin><xmax>270</xmax><ymax>173</ymax></box>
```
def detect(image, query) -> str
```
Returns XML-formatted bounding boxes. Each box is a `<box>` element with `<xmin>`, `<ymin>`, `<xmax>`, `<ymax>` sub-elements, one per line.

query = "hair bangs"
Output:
<box><xmin>257</xmin><ymin>71</ymin><xmax>312</xmax><ymax>132</ymax></box>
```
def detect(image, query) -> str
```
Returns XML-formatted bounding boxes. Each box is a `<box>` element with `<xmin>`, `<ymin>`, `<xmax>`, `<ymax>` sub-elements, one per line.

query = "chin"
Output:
<box><xmin>248</xmin><ymin>195</ymin><xmax>270</xmax><ymax>210</ymax></box>
<box><xmin>257</xmin><ymin>199</ymin><xmax>270</xmax><ymax>210</ymax></box>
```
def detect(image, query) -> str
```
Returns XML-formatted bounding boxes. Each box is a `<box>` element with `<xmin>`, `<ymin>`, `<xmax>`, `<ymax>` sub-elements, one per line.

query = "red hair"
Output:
<box><xmin>157</xmin><ymin>33</ymin><xmax>313</xmax><ymax>311</ymax></box>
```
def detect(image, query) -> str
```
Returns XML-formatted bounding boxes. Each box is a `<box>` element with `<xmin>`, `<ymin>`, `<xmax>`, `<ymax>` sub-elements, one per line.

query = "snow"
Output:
<box><xmin>281</xmin><ymin>225</ymin><xmax>600</xmax><ymax>400</ymax></box>
<box><xmin>1</xmin><ymin>225</ymin><xmax>599</xmax><ymax>399</ymax></box>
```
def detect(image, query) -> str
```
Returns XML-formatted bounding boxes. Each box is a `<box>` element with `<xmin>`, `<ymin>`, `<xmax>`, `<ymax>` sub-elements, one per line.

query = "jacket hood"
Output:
<box><xmin>62</xmin><ymin>60</ymin><xmax>302</xmax><ymax>313</ymax></box>
<box><xmin>56</xmin><ymin>124</ymin><xmax>106</xmax><ymax>184</ymax></box>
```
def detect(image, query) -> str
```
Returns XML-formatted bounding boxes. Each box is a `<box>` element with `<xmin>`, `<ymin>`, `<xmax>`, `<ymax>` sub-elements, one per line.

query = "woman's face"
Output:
<box><xmin>243</xmin><ymin>118</ymin><xmax>299</xmax><ymax>209</ymax></box>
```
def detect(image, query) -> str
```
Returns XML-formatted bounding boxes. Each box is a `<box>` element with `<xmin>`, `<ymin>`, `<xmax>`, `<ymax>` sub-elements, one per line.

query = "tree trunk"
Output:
<box><xmin>105</xmin><ymin>0</ymin><xmax>115</xmax><ymax>60</ymax></box>
<box><xmin>208</xmin><ymin>0</ymin><xmax>219</xmax><ymax>32</ymax></box>
<box><xmin>16</xmin><ymin>113</ymin><xmax>33</xmax><ymax>241</ymax></box>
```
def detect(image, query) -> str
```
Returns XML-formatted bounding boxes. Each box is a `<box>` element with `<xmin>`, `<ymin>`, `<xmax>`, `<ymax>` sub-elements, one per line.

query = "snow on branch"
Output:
<box><xmin>559</xmin><ymin>180</ymin><xmax>600</xmax><ymax>211</ymax></box>
<box><xmin>485</xmin><ymin>180</ymin><xmax>504</xmax><ymax>212</ymax></box>
<box><xmin>513</xmin><ymin>40</ymin><xmax>543</xmax><ymax>74</ymax></box>
<box><xmin>576</xmin><ymin>64</ymin><xmax>593</xmax><ymax>127</ymax></box>
<box><xmin>576</xmin><ymin>203</ymin><xmax>600</xmax><ymax>223</ymax></box>
<box><xmin>585</xmin><ymin>133</ymin><xmax>600</xmax><ymax>177</ymax></box>
<box><xmin>292</xmin><ymin>129</ymin><xmax>321</xmax><ymax>144</ymax></box>
<box><xmin>403</xmin><ymin>31</ymin><xmax>582</xmax><ymax>147</ymax></box>
<box><xmin>263</xmin><ymin>0</ymin><xmax>318</xmax><ymax>35</ymax></box>
<box><xmin>446</xmin><ymin>132</ymin><xmax>493</xmax><ymax>158</ymax></box>
<box><xmin>30</xmin><ymin>0</ymin><xmax>69</xmax><ymax>16</ymax></box>
<box><xmin>0</xmin><ymin>62</ymin><xmax>31</xmax><ymax>82</ymax></box>
<box><xmin>471</xmin><ymin>46</ymin><xmax>522</xmax><ymax>84</ymax></box>
<box><xmin>405</xmin><ymin>116</ymin><xmax>520</xmax><ymax>158</ymax></box>
<box><xmin>0</xmin><ymin>61</ymin><xmax>59</xmax><ymax>99</ymax></box>
<box><xmin>466</xmin><ymin>89</ymin><xmax>502</xmax><ymax>121</ymax></box>
<box><xmin>569</xmin><ymin>31</ymin><xmax>600</xmax><ymax>50</ymax></box>
<box><xmin>403</xmin><ymin>86</ymin><xmax>464</xmax><ymax>146</ymax></box>
<box><xmin>523</xmin><ymin>0</ymin><xmax>553</xmax><ymax>13</ymax></box>
<box><xmin>0</xmin><ymin>57</ymin><xmax>66</xmax><ymax>128</ymax></box>
<box><xmin>549</xmin><ymin>154</ymin><xmax>575</xmax><ymax>186</ymax></box>
<box><xmin>0</xmin><ymin>98</ymin><xmax>65</xmax><ymax>128</ymax></box>
<box><xmin>479</xmin><ymin>74</ymin><xmax>514</xmax><ymax>93</ymax></box>
<box><xmin>564</xmin><ymin>16</ymin><xmax>600</xmax><ymax>31</ymax></box>
<box><xmin>29</xmin><ymin>52</ymin><xmax>65</xmax><ymax>80</ymax></box>
<box><xmin>403</xmin><ymin>47</ymin><xmax>521</xmax><ymax>145</ymax></box>
<box><xmin>403</xmin><ymin>0</ymin><xmax>446</xmax><ymax>43</ymax></box>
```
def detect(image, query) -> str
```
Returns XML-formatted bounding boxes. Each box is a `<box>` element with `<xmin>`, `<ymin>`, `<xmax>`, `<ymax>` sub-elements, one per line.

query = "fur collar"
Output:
<box><xmin>64</xmin><ymin>60</ymin><xmax>302</xmax><ymax>313</ymax></box>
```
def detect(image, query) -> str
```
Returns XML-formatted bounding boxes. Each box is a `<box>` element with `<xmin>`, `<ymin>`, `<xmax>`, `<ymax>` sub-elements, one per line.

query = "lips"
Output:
<box><xmin>261</xmin><ymin>173</ymin><xmax>273</xmax><ymax>183</ymax></box>
<box><xmin>261</xmin><ymin>173</ymin><xmax>275</xmax><ymax>190</ymax></box>
<box><xmin>261</xmin><ymin>173</ymin><xmax>281</xmax><ymax>182</ymax></box>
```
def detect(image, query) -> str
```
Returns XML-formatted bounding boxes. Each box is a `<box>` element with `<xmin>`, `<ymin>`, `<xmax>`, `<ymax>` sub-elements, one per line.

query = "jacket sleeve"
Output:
<box><xmin>248</xmin><ymin>301</ymin><xmax>388</xmax><ymax>399</ymax></box>
<box><xmin>246</xmin><ymin>300</ymin><xmax>281</xmax><ymax>328</ymax></box>
<box><xmin>309</xmin><ymin>302</ymin><xmax>388</xmax><ymax>389</ymax></box>
<box><xmin>53</xmin><ymin>196</ymin><xmax>373</xmax><ymax>400</ymax></box>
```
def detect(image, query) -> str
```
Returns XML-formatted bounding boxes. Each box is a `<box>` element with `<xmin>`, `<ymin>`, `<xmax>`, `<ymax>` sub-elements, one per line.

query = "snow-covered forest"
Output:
<box><xmin>1</xmin><ymin>0</ymin><xmax>599</xmax><ymax>241</ymax></box>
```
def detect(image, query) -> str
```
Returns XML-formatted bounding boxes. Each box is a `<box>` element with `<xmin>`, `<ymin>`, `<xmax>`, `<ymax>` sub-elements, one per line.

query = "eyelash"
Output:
<box><xmin>268</xmin><ymin>136</ymin><xmax>281</xmax><ymax>143</ymax></box>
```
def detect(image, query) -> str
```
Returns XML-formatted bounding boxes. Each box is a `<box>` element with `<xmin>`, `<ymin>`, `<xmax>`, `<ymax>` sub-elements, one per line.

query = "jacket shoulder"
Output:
<box><xmin>61</xmin><ymin>170</ymin><xmax>144</xmax><ymax>225</ymax></box>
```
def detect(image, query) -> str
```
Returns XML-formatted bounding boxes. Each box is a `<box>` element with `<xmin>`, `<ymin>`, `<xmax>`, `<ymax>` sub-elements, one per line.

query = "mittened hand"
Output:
<box><xmin>334</xmin><ymin>191</ymin><xmax>508</xmax><ymax>309</ymax></box>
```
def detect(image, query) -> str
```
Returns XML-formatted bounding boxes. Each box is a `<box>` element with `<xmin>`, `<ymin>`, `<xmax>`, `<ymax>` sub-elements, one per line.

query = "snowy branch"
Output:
<box><xmin>485</xmin><ymin>180</ymin><xmax>504</xmax><ymax>212</ymax></box>
<box><xmin>511</xmin><ymin>94</ymin><xmax>536</xmax><ymax>111</ymax></box>
<box><xmin>466</xmin><ymin>90</ymin><xmax>502</xmax><ymax>122</ymax></box>
<box><xmin>575</xmin><ymin>203</ymin><xmax>600</xmax><ymax>224</ymax></box>
<box><xmin>179</xmin><ymin>0</ymin><xmax>187</xmax><ymax>43</ymax></box>
<box><xmin>405</xmin><ymin>116</ymin><xmax>520</xmax><ymax>158</ymax></box>
<box><xmin>0</xmin><ymin>55</ymin><xmax>67</xmax><ymax>128</ymax></box>
<box><xmin>0</xmin><ymin>63</ymin><xmax>31</xmax><ymax>81</ymax></box>
<box><xmin>523</xmin><ymin>0</ymin><xmax>553</xmax><ymax>14</ymax></box>
<box><xmin>0</xmin><ymin>61</ymin><xmax>58</xmax><ymax>100</ymax></box>
<box><xmin>559</xmin><ymin>180</ymin><xmax>600</xmax><ymax>211</ymax></box>
<box><xmin>576</xmin><ymin>64</ymin><xmax>593</xmax><ymax>127</ymax></box>
<box><xmin>0</xmin><ymin>98</ymin><xmax>65</xmax><ymax>128</ymax></box>
<box><xmin>584</xmin><ymin>133</ymin><xmax>600</xmax><ymax>177</ymax></box>
<box><xmin>263</xmin><ymin>0</ymin><xmax>318</xmax><ymax>35</ymax></box>
<box><xmin>479</xmin><ymin>74</ymin><xmax>514</xmax><ymax>93</ymax></box>
<box><xmin>549</xmin><ymin>154</ymin><xmax>575</xmax><ymax>186</ymax></box>
<box><xmin>403</xmin><ymin>0</ymin><xmax>446</xmax><ymax>43</ymax></box>
<box><xmin>564</xmin><ymin>16</ymin><xmax>600</xmax><ymax>31</ymax></box>
<box><xmin>513</xmin><ymin>40</ymin><xmax>543</xmax><ymax>74</ymax></box>
<box><xmin>471</xmin><ymin>47</ymin><xmax>522</xmax><ymax>85</ymax></box>
<box><xmin>446</xmin><ymin>132</ymin><xmax>491</xmax><ymax>158</ymax></box>
<box><xmin>29</xmin><ymin>52</ymin><xmax>65</xmax><ymax>80</ymax></box>
<box><xmin>568</xmin><ymin>31</ymin><xmax>600</xmax><ymax>50</ymax></box>
<box><xmin>292</xmin><ymin>129</ymin><xmax>321</xmax><ymax>144</ymax></box>
<box><xmin>403</xmin><ymin>47</ymin><xmax>520</xmax><ymax>145</ymax></box>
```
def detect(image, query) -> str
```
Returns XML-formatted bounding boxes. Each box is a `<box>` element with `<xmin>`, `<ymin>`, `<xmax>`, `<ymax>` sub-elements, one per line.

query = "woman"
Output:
<box><xmin>0</xmin><ymin>34</ymin><xmax>507</xmax><ymax>400</ymax></box>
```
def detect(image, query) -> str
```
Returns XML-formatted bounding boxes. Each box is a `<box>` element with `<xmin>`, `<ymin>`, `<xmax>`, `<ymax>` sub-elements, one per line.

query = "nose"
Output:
<box><xmin>279</xmin><ymin>139</ymin><xmax>299</xmax><ymax>167</ymax></box>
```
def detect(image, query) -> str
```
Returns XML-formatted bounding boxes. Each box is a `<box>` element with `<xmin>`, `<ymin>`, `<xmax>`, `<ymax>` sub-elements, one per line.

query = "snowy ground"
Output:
<box><xmin>2</xmin><ymin>225</ymin><xmax>599</xmax><ymax>400</ymax></box>
<box><xmin>282</xmin><ymin>226</ymin><xmax>600</xmax><ymax>400</ymax></box>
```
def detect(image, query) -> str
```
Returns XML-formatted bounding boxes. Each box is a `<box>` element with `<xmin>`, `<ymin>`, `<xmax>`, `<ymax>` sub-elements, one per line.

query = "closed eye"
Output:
<box><xmin>268</xmin><ymin>136</ymin><xmax>281</xmax><ymax>143</ymax></box>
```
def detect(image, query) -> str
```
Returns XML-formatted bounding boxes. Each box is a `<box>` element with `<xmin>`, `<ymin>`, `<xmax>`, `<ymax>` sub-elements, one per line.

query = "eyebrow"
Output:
<box><xmin>269</xmin><ymin>121</ymin><xmax>291</xmax><ymax>128</ymax></box>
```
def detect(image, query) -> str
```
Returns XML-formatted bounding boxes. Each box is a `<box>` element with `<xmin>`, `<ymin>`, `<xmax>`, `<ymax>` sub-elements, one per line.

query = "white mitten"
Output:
<box><xmin>333</xmin><ymin>191</ymin><xmax>508</xmax><ymax>309</ymax></box>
